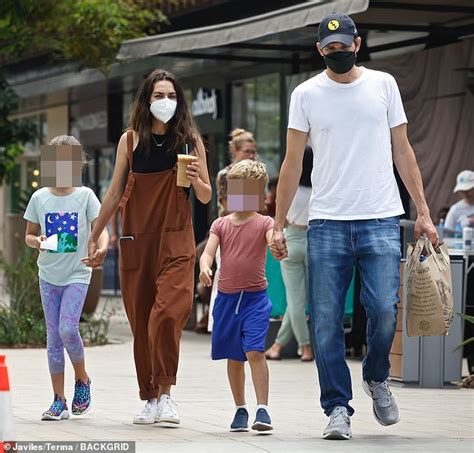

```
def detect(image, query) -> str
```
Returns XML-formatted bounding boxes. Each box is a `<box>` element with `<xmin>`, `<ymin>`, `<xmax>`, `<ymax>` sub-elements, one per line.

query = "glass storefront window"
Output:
<box><xmin>8</xmin><ymin>112</ymin><xmax>46</xmax><ymax>213</ymax></box>
<box><xmin>27</xmin><ymin>160</ymin><xmax>40</xmax><ymax>190</ymax></box>
<box><xmin>285</xmin><ymin>70</ymin><xmax>320</xmax><ymax>112</ymax></box>
<box><xmin>9</xmin><ymin>165</ymin><xmax>21</xmax><ymax>214</ymax></box>
<box><xmin>80</xmin><ymin>146</ymin><xmax>116</xmax><ymax>206</ymax></box>
<box><xmin>9</xmin><ymin>158</ymin><xmax>41</xmax><ymax>214</ymax></box>
<box><xmin>231</xmin><ymin>73</ymin><xmax>280</xmax><ymax>176</ymax></box>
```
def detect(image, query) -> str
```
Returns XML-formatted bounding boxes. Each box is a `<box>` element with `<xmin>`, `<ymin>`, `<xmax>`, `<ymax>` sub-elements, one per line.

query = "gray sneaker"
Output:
<box><xmin>362</xmin><ymin>379</ymin><xmax>400</xmax><ymax>426</ymax></box>
<box><xmin>323</xmin><ymin>406</ymin><xmax>352</xmax><ymax>440</ymax></box>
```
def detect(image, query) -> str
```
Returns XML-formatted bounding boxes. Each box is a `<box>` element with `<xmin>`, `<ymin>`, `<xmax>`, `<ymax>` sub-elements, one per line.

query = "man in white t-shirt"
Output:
<box><xmin>445</xmin><ymin>170</ymin><xmax>474</xmax><ymax>232</ymax></box>
<box><xmin>270</xmin><ymin>13</ymin><xmax>437</xmax><ymax>441</ymax></box>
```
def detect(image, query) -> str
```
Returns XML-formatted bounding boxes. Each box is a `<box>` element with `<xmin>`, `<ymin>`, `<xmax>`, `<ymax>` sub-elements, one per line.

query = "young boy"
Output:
<box><xmin>200</xmin><ymin>159</ymin><xmax>274</xmax><ymax>433</ymax></box>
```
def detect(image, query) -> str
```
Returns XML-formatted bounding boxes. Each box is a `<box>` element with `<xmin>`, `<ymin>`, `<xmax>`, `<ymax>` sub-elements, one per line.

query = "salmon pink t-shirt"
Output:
<box><xmin>210</xmin><ymin>213</ymin><xmax>274</xmax><ymax>293</ymax></box>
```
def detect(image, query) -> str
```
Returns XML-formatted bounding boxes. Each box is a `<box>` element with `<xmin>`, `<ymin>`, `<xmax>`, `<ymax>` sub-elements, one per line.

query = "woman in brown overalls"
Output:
<box><xmin>87</xmin><ymin>70</ymin><xmax>211</xmax><ymax>425</ymax></box>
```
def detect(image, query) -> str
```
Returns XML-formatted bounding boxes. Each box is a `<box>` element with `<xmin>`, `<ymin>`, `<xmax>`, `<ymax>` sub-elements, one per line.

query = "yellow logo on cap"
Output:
<box><xmin>328</xmin><ymin>20</ymin><xmax>340</xmax><ymax>31</ymax></box>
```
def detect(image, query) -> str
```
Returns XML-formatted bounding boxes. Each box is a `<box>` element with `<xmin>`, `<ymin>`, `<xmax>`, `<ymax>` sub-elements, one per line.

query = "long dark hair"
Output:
<box><xmin>129</xmin><ymin>69</ymin><xmax>199</xmax><ymax>156</ymax></box>
<box><xmin>300</xmin><ymin>146</ymin><xmax>313</xmax><ymax>187</ymax></box>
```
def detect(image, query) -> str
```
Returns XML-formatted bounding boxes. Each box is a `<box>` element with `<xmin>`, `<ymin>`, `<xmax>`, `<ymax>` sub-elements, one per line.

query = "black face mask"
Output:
<box><xmin>323</xmin><ymin>51</ymin><xmax>357</xmax><ymax>74</ymax></box>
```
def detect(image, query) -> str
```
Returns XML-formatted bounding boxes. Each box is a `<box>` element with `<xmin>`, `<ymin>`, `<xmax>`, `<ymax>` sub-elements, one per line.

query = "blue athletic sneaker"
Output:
<box><xmin>72</xmin><ymin>378</ymin><xmax>92</xmax><ymax>415</ymax></box>
<box><xmin>230</xmin><ymin>408</ymin><xmax>249</xmax><ymax>432</ymax></box>
<box><xmin>251</xmin><ymin>408</ymin><xmax>273</xmax><ymax>432</ymax></box>
<box><xmin>41</xmin><ymin>395</ymin><xmax>69</xmax><ymax>421</ymax></box>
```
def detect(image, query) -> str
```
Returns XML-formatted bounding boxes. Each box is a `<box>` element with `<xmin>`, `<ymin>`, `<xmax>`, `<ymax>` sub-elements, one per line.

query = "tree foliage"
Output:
<box><xmin>0</xmin><ymin>74</ymin><xmax>37</xmax><ymax>184</ymax></box>
<box><xmin>0</xmin><ymin>0</ymin><xmax>166</xmax><ymax>70</ymax></box>
<box><xmin>0</xmin><ymin>0</ymin><xmax>167</xmax><ymax>184</ymax></box>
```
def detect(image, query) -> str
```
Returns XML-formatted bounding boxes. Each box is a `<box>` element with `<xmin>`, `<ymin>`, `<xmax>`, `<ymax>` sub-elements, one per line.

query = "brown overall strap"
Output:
<box><xmin>126</xmin><ymin>130</ymin><xmax>134</xmax><ymax>172</ymax></box>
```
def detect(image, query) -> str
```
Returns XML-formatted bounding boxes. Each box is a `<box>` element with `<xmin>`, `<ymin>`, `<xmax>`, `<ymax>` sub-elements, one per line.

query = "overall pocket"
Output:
<box><xmin>158</xmin><ymin>227</ymin><xmax>195</xmax><ymax>271</ymax></box>
<box><xmin>119</xmin><ymin>235</ymin><xmax>139</xmax><ymax>271</ymax></box>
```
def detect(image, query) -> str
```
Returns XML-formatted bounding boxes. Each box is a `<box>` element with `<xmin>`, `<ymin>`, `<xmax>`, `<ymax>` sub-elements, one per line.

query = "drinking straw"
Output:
<box><xmin>185</xmin><ymin>143</ymin><xmax>188</xmax><ymax>155</ymax></box>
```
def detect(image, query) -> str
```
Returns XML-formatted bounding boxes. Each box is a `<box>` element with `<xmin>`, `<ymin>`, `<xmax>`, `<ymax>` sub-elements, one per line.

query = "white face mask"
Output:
<box><xmin>150</xmin><ymin>98</ymin><xmax>177</xmax><ymax>124</ymax></box>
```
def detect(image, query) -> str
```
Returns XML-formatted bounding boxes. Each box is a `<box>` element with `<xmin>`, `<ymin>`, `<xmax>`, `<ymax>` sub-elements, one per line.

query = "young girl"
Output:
<box><xmin>24</xmin><ymin>135</ymin><xmax>109</xmax><ymax>421</ymax></box>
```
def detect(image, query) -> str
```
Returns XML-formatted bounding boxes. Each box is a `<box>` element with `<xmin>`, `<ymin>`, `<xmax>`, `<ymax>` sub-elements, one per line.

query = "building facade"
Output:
<box><xmin>4</xmin><ymin>1</ymin><xmax>473</xmax><ymax>284</ymax></box>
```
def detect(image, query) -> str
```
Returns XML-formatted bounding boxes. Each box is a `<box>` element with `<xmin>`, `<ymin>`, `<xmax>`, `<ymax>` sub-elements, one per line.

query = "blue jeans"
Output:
<box><xmin>307</xmin><ymin>217</ymin><xmax>401</xmax><ymax>416</ymax></box>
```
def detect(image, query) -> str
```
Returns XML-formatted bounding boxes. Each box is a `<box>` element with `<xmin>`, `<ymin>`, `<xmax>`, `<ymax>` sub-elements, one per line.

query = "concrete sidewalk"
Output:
<box><xmin>3</xmin><ymin>298</ymin><xmax>474</xmax><ymax>452</ymax></box>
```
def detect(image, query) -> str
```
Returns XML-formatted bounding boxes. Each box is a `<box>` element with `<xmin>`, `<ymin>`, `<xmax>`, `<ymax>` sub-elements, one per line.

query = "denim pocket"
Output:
<box><xmin>308</xmin><ymin>219</ymin><xmax>327</xmax><ymax>229</ymax></box>
<box><xmin>375</xmin><ymin>216</ymin><xmax>400</xmax><ymax>228</ymax></box>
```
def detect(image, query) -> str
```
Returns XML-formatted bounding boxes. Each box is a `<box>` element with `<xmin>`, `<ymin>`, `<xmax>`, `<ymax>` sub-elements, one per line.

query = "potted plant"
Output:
<box><xmin>82</xmin><ymin>266</ymin><xmax>104</xmax><ymax>316</ymax></box>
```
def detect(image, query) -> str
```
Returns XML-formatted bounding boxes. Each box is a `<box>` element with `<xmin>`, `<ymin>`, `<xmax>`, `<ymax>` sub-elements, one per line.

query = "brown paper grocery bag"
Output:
<box><xmin>406</xmin><ymin>238</ymin><xmax>453</xmax><ymax>336</ymax></box>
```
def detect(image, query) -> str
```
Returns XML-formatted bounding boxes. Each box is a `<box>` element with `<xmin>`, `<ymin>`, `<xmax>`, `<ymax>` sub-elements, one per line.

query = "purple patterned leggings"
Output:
<box><xmin>39</xmin><ymin>279</ymin><xmax>89</xmax><ymax>375</ymax></box>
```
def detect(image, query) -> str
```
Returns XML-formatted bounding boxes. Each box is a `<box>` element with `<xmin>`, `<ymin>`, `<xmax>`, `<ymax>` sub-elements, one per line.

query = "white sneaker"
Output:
<box><xmin>156</xmin><ymin>395</ymin><xmax>180</xmax><ymax>424</ymax></box>
<box><xmin>133</xmin><ymin>399</ymin><xmax>158</xmax><ymax>424</ymax></box>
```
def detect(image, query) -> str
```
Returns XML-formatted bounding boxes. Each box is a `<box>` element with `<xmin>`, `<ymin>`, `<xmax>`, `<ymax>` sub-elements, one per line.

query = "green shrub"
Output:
<box><xmin>455</xmin><ymin>313</ymin><xmax>474</xmax><ymax>352</ymax></box>
<box><xmin>80</xmin><ymin>299</ymin><xmax>114</xmax><ymax>346</ymax></box>
<box><xmin>0</xmin><ymin>242</ymin><xmax>112</xmax><ymax>347</ymax></box>
<box><xmin>0</xmin><ymin>242</ymin><xmax>46</xmax><ymax>346</ymax></box>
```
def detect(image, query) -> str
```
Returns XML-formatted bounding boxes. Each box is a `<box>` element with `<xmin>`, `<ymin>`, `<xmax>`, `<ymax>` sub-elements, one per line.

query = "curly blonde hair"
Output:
<box><xmin>227</xmin><ymin>159</ymin><xmax>268</xmax><ymax>183</ymax></box>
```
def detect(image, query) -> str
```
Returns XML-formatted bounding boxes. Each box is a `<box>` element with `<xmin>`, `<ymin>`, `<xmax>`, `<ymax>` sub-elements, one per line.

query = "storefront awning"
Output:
<box><xmin>117</xmin><ymin>0</ymin><xmax>370</xmax><ymax>61</ymax></box>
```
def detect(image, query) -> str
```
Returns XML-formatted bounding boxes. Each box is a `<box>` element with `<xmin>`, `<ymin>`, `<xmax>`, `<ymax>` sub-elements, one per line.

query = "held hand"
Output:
<box><xmin>415</xmin><ymin>213</ymin><xmax>438</xmax><ymax>247</ymax></box>
<box><xmin>186</xmin><ymin>160</ymin><xmax>201</xmax><ymax>183</ymax></box>
<box><xmin>36</xmin><ymin>235</ymin><xmax>47</xmax><ymax>250</ymax></box>
<box><xmin>270</xmin><ymin>228</ymin><xmax>288</xmax><ymax>260</ymax></box>
<box><xmin>199</xmin><ymin>268</ymin><xmax>213</xmax><ymax>287</ymax></box>
<box><xmin>87</xmin><ymin>238</ymin><xmax>99</xmax><ymax>261</ymax></box>
<box><xmin>81</xmin><ymin>248</ymin><xmax>107</xmax><ymax>268</ymax></box>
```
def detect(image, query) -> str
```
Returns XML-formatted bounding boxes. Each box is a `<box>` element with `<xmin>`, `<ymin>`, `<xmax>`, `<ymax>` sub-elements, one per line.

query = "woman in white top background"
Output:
<box><xmin>266</xmin><ymin>147</ymin><xmax>313</xmax><ymax>361</ymax></box>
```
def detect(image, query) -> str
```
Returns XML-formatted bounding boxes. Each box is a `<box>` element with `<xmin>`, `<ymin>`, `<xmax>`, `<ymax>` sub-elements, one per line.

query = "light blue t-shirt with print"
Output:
<box><xmin>23</xmin><ymin>187</ymin><xmax>101</xmax><ymax>286</ymax></box>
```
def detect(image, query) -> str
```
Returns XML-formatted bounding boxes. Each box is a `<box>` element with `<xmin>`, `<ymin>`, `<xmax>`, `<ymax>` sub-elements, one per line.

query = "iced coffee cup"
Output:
<box><xmin>176</xmin><ymin>154</ymin><xmax>198</xmax><ymax>187</ymax></box>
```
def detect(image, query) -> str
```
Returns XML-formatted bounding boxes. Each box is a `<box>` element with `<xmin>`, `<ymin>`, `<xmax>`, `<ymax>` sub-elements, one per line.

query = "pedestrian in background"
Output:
<box><xmin>444</xmin><ymin>170</ymin><xmax>474</xmax><ymax>232</ymax></box>
<box><xmin>216</xmin><ymin>128</ymin><xmax>257</xmax><ymax>217</ymax></box>
<box><xmin>266</xmin><ymin>146</ymin><xmax>313</xmax><ymax>362</ymax></box>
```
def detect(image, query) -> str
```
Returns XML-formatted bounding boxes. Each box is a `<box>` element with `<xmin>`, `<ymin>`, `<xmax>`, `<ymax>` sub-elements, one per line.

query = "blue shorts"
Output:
<box><xmin>212</xmin><ymin>289</ymin><xmax>272</xmax><ymax>362</ymax></box>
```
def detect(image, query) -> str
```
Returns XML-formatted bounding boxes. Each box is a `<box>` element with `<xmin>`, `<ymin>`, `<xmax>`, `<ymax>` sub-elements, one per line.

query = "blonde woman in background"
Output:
<box><xmin>216</xmin><ymin>128</ymin><xmax>257</xmax><ymax>217</ymax></box>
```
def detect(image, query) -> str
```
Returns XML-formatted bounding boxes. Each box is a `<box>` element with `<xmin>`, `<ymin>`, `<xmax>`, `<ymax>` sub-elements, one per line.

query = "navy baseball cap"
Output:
<box><xmin>318</xmin><ymin>14</ymin><xmax>358</xmax><ymax>48</ymax></box>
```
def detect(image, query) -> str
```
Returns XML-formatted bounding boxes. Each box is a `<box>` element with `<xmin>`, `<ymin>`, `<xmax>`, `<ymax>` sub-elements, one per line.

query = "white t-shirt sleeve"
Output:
<box><xmin>387</xmin><ymin>75</ymin><xmax>408</xmax><ymax>128</ymax></box>
<box><xmin>444</xmin><ymin>204</ymin><xmax>458</xmax><ymax>231</ymax></box>
<box><xmin>288</xmin><ymin>88</ymin><xmax>310</xmax><ymax>132</ymax></box>
<box><xmin>23</xmin><ymin>193</ymin><xmax>39</xmax><ymax>224</ymax></box>
<box><xmin>444</xmin><ymin>205</ymin><xmax>456</xmax><ymax>230</ymax></box>
<box><xmin>86</xmin><ymin>188</ymin><xmax>102</xmax><ymax>223</ymax></box>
